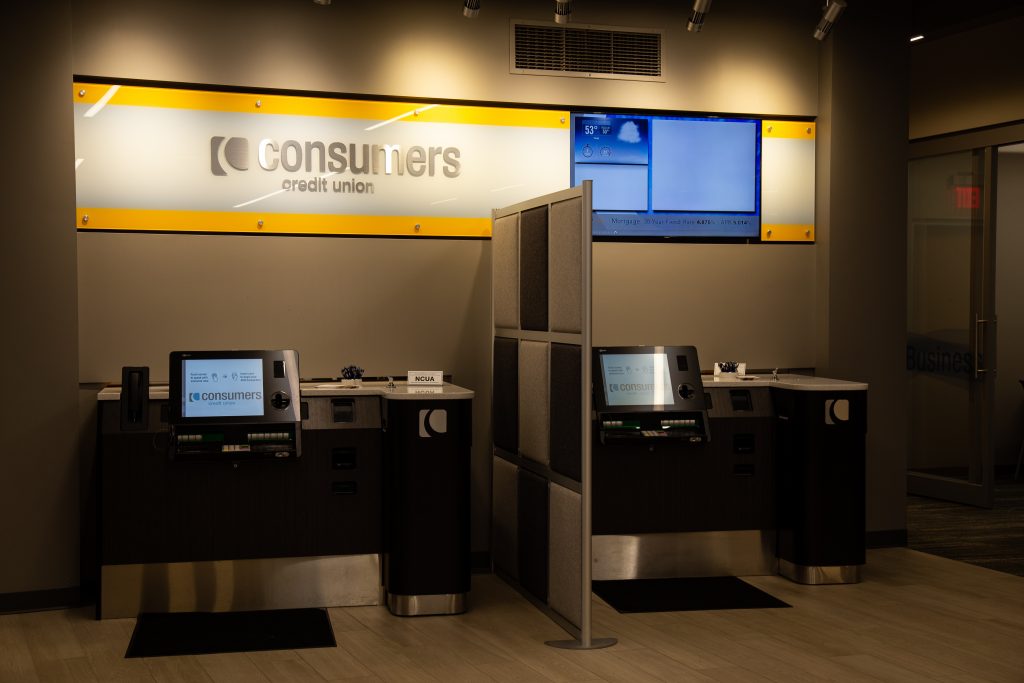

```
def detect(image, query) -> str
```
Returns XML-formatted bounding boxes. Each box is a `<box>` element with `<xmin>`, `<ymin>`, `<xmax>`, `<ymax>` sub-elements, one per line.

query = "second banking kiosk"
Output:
<box><xmin>591</xmin><ymin>345</ymin><xmax>867</xmax><ymax>586</ymax></box>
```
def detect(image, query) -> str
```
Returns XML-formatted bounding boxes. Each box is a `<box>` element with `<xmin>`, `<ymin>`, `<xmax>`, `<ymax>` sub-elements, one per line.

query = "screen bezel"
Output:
<box><xmin>168</xmin><ymin>349</ymin><xmax>298</xmax><ymax>425</ymax></box>
<box><xmin>592</xmin><ymin>345</ymin><xmax>706</xmax><ymax>414</ymax></box>
<box><xmin>571</xmin><ymin>110</ymin><xmax>763</xmax><ymax>243</ymax></box>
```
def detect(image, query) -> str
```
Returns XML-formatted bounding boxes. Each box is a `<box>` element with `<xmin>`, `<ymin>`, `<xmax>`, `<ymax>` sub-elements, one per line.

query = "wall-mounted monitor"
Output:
<box><xmin>571</xmin><ymin>112</ymin><xmax>761</xmax><ymax>240</ymax></box>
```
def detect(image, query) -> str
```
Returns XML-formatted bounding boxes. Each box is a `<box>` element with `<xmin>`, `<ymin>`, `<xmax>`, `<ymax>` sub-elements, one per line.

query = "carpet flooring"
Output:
<box><xmin>906</xmin><ymin>479</ymin><xmax>1024</xmax><ymax>577</ymax></box>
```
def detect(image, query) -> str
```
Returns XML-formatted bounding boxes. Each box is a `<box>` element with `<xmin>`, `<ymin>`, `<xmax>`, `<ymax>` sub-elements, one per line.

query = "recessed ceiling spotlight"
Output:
<box><xmin>687</xmin><ymin>0</ymin><xmax>713</xmax><ymax>33</ymax></box>
<box><xmin>555</xmin><ymin>0</ymin><xmax>573</xmax><ymax>24</ymax></box>
<box><xmin>813</xmin><ymin>0</ymin><xmax>847</xmax><ymax>41</ymax></box>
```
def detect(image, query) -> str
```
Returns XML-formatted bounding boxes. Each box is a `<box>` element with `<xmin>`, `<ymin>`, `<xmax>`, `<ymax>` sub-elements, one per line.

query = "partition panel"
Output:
<box><xmin>493</xmin><ymin>214</ymin><xmax>520</xmax><ymax>329</ymax></box>
<box><xmin>491</xmin><ymin>182</ymin><xmax>612</xmax><ymax>648</ymax></box>
<box><xmin>519</xmin><ymin>340</ymin><xmax>551</xmax><ymax>466</ymax></box>
<box><xmin>549</xmin><ymin>198</ymin><xmax>583</xmax><ymax>334</ymax></box>
<box><xmin>491</xmin><ymin>456</ymin><xmax>519</xmax><ymax>579</ymax></box>
<box><xmin>519</xmin><ymin>206</ymin><xmax>549</xmax><ymax>332</ymax></box>
<box><xmin>492</xmin><ymin>337</ymin><xmax>519</xmax><ymax>455</ymax></box>
<box><xmin>548</xmin><ymin>483</ymin><xmax>582</xmax><ymax>626</ymax></box>
<box><xmin>550</xmin><ymin>343</ymin><xmax>583</xmax><ymax>482</ymax></box>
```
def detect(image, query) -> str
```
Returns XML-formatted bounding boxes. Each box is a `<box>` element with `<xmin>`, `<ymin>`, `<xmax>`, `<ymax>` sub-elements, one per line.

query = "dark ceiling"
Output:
<box><xmin>910</xmin><ymin>0</ymin><xmax>1024</xmax><ymax>39</ymax></box>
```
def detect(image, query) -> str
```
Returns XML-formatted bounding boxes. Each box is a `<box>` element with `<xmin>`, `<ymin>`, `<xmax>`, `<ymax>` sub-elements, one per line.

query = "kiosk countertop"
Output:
<box><xmin>707</xmin><ymin>373</ymin><xmax>867</xmax><ymax>391</ymax></box>
<box><xmin>97</xmin><ymin>381</ymin><xmax>474</xmax><ymax>401</ymax></box>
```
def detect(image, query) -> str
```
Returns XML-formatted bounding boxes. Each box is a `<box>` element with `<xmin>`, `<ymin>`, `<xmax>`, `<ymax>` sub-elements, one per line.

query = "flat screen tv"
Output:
<box><xmin>570</xmin><ymin>112</ymin><xmax>761</xmax><ymax>239</ymax></box>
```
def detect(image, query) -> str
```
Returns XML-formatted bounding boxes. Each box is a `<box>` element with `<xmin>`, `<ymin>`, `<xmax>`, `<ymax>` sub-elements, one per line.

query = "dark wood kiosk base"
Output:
<box><xmin>94</xmin><ymin>379</ymin><xmax>472</xmax><ymax>619</ymax></box>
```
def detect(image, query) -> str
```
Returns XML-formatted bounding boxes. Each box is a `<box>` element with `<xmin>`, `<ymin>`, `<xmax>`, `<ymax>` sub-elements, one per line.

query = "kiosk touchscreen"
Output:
<box><xmin>593</xmin><ymin>345</ymin><xmax>709</xmax><ymax>443</ymax></box>
<box><xmin>168</xmin><ymin>349</ymin><xmax>301</xmax><ymax>460</ymax></box>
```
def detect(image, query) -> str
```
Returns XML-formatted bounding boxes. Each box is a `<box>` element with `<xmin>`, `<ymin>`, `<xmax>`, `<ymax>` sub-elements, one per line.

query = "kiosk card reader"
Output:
<box><xmin>168</xmin><ymin>349</ymin><xmax>302</xmax><ymax>460</ymax></box>
<box><xmin>592</xmin><ymin>345</ymin><xmax>710</xmax><ymax>443</ymax></box>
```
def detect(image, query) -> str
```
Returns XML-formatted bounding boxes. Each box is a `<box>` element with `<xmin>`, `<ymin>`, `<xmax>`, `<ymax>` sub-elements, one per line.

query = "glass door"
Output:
<box><xmin>907</xmin><ymin>148</ymin><xmax>996</xmax><ymax>507</ymax></box>
<box><xmin>994</xmin><ymin>144</ymin><xmax>1024</xmax><ymax>484</ymax></box>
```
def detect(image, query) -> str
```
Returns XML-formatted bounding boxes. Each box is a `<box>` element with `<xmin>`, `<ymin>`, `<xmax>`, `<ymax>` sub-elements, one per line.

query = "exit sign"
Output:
<box><xmin>954</xmin><ymin>185</ymin><xmax>980</xmax><ymax>209</ymax></box>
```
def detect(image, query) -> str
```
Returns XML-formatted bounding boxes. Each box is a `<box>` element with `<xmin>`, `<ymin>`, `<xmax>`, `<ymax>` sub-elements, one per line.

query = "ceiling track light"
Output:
<box><xmin>813</xmin><ymin>0</ymin><xmax>847</xmax><ymax>41</ymax></box>
<box><xmin>555</xmin><ymin>0</ymin><xmax>574</xmax><ymax>25</ymax></box>
<box><xmin>687</xmin><ymin>0</ymin><xmax>713</xmax><ymax>33</ymax></box>
<box><xmin>462</xmin><ymin>0</ymin><xmax>480</xmax><ymax>19</ymax></box>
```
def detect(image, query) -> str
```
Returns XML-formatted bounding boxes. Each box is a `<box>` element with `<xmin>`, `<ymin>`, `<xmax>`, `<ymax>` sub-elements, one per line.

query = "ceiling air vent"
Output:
<box><xmin>511</xmin><ymin>21</ymin><xmax>663</xmax><ymax>81</ymax></box>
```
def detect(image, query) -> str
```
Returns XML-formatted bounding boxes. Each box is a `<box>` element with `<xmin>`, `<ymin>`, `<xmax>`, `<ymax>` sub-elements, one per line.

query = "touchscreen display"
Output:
<box><xmin>182</xmin><ymin>358</ymin><xmax>265</xmax><ymax>418</ymax></box>
<box><xmin>600</xmin><ymin>353</ymin><xmax>675</xmax><ymax>406</ymax></box>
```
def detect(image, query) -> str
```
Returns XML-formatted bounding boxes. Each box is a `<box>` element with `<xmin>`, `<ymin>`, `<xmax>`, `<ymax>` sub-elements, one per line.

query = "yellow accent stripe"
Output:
<box><xmin>762</xmin><ymin>120</ymin><xmax>815</xmax><ymax>139</ymax></box>
<box><xmin>762</xmin><ymin>223</ymin><xmax>814</xmax><ymax>242</ymax></box>
<box><xmin>72</xmin><ymin>83</ymin><xmax>568</xmax><ymax>129</ymax></box>
<box><xmin>76</xmin><ymin>208</ymin><xmax>492</xmax><ymax>238</ymax></box>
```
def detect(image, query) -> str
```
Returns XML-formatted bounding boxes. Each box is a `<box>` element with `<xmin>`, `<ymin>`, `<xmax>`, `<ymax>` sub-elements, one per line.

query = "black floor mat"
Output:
<box><xmin>125</xmin><ymin>608</ymin><xmax>336</xmax><ymax>658</ymax></box>
<box><xmin>593</xmin><ymin>576</ymin><xmax>791</xmax><ymax>613</ymax></box>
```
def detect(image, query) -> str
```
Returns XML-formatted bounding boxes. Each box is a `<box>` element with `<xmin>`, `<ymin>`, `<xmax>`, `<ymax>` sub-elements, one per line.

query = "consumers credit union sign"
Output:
<box><xmin>73</xmin><ymin>83</ymin><xmax>570</xmax><ymax>237</ymax></box>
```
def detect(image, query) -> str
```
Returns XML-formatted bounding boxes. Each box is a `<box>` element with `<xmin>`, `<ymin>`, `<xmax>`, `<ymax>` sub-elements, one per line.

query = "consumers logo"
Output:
<box><xmin>825</xmin><ymin>399</ymin><xmax>849</xmax><ymax>425</ymax></box>
<box><xmin>209</xmin><ymin>136</ymin><xmax>461</xmax><ymax>178</ymax></box>
<box><xmin>210</xmin><ymin>136</ymin><xmax>250</xmax><ymax>176</ymax></box>
<box><xmin>189</xmin><ymin>391</ymin><xmax>262</xmax><ymax>402</ymax></box>
<box><xmin>418</xmin><ymin>409</ymin><xmax>447</xmax><ymax>438</ymax></box>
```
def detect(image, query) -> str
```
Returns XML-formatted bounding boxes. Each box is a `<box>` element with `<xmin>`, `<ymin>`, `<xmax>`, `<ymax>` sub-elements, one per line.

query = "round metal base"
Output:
<box><xmin>545</xmin><ymin>637</ymin><xmax>617</xmax><ymax>650</ymax></box>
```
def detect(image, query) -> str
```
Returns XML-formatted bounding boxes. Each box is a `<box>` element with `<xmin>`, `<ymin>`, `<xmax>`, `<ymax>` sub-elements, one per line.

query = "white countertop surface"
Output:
<box><xmin>97</xmin><ymin>374</ymin><xmax>864</xmax><ymax>401</ymax></box>
<box><xmin>97</xmin><ymin>381</ymin><xmax>475</xmax><ymax>401</ymax></box>
<box><xmin>301</xmin><ymin>381</ymin><xmax>475</xmax><ymax>400</ymax></box>
<box><xmin>705</xmin><ymin>373</ymin><xmax>868</xmax><ymax>391</ymax></box>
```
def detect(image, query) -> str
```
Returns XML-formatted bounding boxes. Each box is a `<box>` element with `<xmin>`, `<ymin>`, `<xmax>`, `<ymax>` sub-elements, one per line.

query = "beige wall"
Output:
<box><xmin>72</xmin><ymin>0</ymin><xmax>820</xmax><ymax>116</ymax></box>
<box><xmin>0</xmin><ymin>3</ymin><xmax>80</xmax><ymax>594</ymax></box>
<box><xmin>593</xmin><ymin>243</ymin><xmax>815</xmax><ymax>369</ymax></box>
<box><xmin>910</xmin><ymin>16</ymin><xmax>1024</xmax><ymax>140</ymax></box>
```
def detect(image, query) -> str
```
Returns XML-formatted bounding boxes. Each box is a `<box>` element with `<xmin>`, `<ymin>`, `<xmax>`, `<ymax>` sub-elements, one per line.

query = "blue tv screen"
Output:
<box><xmin>571</xmin><ymin>112</ymin><xmax>761</xmax><ymax>239</ymax></box>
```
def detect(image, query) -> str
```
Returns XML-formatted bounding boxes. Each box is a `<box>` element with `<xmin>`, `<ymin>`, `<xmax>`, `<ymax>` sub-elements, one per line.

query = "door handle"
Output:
<box><xmin>974</xmin><ymin>316</ymin><xmax>997</xmax><ymax>378</ymax></box>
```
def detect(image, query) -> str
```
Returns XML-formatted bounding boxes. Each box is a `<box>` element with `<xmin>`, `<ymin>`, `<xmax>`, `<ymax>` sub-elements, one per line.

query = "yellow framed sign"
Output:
<box><xmin>73</xmin><ymin>83</ymin><xmax>570</xmax><ymax>238</ymax></box>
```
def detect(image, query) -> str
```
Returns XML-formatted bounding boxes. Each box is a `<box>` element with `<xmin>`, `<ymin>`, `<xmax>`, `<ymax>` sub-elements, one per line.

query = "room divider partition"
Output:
<box><xmin>490</xmin><ymin>181</ymin><xmax>615</xmax><ymax>649</ymax></box>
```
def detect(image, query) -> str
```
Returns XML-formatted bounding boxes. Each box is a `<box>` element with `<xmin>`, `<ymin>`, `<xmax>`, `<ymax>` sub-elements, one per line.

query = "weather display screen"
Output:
<box><xmin>571</xmin><ymin>112</ymin><xmax>761</xmax><ymax>238</ymax></box>
<box><xmin>599</xmin><ymin>353</ymin><xmax>676</xmax><ymax>407</ymax></box>
<box><xmin>182</xmin><ymin>358</ymin><xmax>265</xmax><ymax>418</ymax></box>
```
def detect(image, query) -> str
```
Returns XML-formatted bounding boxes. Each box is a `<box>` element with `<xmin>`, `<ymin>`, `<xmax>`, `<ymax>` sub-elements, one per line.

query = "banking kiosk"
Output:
<box><xmin>94</xmin><ymin>350</ymin><xmax>473</xmax><ymax>619</ymax></box>
<box><xmin>590</xmin><ymin>345</ymin><xmax>867</xmax><ymax>584</ymax></box>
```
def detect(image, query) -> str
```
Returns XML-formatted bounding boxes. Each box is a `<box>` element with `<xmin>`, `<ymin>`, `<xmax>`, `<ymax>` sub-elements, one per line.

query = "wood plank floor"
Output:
<box><xmin>908</xmin><ymin>481</ymin><xmax>1024</xmax><ymax>576</ymax></box>
<box><xmin>1</xmin><ymin>548</ymin><xmax>1022</xmax><ymax>682</ymax></box>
